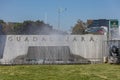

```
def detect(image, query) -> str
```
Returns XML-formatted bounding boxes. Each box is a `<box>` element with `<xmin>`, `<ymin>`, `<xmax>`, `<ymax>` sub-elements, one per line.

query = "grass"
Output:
<box><xmin>0</xmin><ymin>64</ymin><xmax>120</xmax><ymax>80</ymax></box>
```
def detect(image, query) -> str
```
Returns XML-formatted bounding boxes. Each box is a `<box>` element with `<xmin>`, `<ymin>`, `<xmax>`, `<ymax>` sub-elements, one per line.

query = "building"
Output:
<box><xmin>87</xmin><ymin>19</ymin><xmax>109</xmax><ymax>28</ymax></box>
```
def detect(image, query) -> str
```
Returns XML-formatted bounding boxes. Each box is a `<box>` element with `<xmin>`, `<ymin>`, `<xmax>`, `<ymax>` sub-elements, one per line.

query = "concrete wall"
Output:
<box><xmin>0</xmin><ymin>35</ymin><xmax>6</xmax><ymax>59</ymax></box>
<box><xmin>0</xmin><ymin>35</ymin><xmax>107</xmax><ymax>64</ymax></box>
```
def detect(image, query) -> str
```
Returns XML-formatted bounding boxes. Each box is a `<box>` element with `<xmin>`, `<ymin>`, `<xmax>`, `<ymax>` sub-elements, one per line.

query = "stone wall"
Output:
<box><xmin>0</xmin><ymin>35</ymin><xmax>107</xmax><ymax>64</ymax></box>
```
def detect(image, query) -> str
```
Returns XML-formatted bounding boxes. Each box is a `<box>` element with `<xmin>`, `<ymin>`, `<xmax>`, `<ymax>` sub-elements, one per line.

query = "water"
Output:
<box><xmin>25</xmin><ymin>46</ymin><xmax>73</xmax><ymax>64</ymax></box>
<box><xmin>13</xmin><ymin>46</ymin><xmax>90</xmax><ymax>64</ymax></box>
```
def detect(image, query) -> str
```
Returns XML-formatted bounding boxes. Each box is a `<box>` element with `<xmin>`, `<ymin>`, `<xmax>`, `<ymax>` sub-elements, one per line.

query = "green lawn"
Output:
<box><xmin>0</xmin><ymin>64</ymin><xmax>120</xmax><ymax>80</ymax></box>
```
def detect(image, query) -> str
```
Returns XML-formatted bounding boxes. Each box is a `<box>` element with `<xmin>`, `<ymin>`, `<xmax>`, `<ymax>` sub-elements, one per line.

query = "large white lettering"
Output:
<box><xmin>7</xmin><ymin>36</ymin><xmax>95</xmax><ymax>42</ymax></box>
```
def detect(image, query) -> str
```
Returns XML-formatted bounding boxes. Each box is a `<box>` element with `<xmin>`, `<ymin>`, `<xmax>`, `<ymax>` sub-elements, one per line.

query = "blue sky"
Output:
<box><xmin>0</xmin><ymin>0</ymin><xmax>120</xmax><ymax>31</ymax></box>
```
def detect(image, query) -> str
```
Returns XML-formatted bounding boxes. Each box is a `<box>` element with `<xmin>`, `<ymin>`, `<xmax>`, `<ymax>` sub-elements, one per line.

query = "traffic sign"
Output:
<box><xmin>110</xmin><ymin>20</ymin><xmax>119</xmax><ymax>28</ymax></box>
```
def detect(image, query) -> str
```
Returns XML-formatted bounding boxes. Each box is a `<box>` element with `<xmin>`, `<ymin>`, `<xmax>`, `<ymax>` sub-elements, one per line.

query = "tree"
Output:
<box><xmin>0</xmin><ymin>20</ymin><xmax>5</xmax><ymax>24</ymax></box>
<box><xmin>0</xmin><ymin>20</ymin><xmax>6</xmax><ymax>34</ymax></box>
<box><xmin>0</xmin><ymin>20</ymin><xmax>66</xmax><ymax>35</ymax></box>
<box><xmin>72</xmin><ymin>19</ymin><xmax>86</xmax><ymax>34</ymax></box>
<box><xmin>13</xmin><ymin>23</ymin><xmax>23</xmax><ymax>34</ymax></box>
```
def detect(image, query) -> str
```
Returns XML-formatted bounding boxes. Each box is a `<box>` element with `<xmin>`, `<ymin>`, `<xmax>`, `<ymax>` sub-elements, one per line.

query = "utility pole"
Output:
<box><xmin>58</xmin><ymin>8</ymin><xmax>61</xmax><ymax>30</ymax></box>
<box><xmin>44</xmin><ymin>12</ymin><xmax>48</xmax><ymax>24</ymax></box>
<box><xmin>58</xmin><ymin>8</ymin><xmax>67</xmax><ymax>30</ymax></box>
